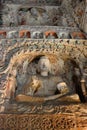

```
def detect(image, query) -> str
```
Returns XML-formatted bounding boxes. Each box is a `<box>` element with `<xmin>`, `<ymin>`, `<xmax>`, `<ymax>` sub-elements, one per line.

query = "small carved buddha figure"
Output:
<box><xmin>26</xmin><ymin>10</ymin><xmax>36</xmax><ymax>25</ymax></box>
<box><xmin>31</xmin><ymin>31</ymin><xmax>43</xmax><ymax>39</ymax></box>
<box><xmin>7</xmin><ymin>30</ymin><xmax>19</xmax><ymax>39</ymax></box>
<box><xmin>3</xmin><ymin>68</ymin><xmax>17</xmax><ymax>100</ymax></box>
<box><xmin>44</xmin><ymin>31</ymin><xmax>58</xmax><ymax>39</ymax></box>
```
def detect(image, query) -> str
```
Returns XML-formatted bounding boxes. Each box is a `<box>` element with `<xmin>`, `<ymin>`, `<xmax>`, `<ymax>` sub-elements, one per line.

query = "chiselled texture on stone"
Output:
<box><xmin>5</xmin><ymin>115</ymin><xmax>18</xmax><ymax>130</ymax></box>
<box><xmin>76</xmin><ymin>117</ymin><xmax>87</xmax><ymax>128</ymax></box>
<box><xmin>30</xmin><ymin>114</ymin><xmax>77</xmax><ymax>130</ymax></box>
<box><xmin>0</xmin><ymin>114</ymin><xmax>87</xmax><ymax>130</ymax></box>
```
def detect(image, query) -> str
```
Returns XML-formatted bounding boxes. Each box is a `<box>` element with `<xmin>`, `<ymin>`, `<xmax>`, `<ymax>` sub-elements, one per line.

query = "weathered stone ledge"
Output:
<box><xmin>0</xmin><ymin>113</ymin><xmax>87</xmax><ymax>130</ymax></box>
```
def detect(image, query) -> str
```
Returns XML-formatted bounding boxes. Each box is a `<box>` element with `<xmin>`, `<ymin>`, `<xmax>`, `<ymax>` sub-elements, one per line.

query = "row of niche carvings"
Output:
<box><xmin>0</xmin><ymin>5</ymin><xmax>78</xmax><ymax>27</ymax></box>
<box><xmin>0</xmin><ymin>30</ymin><xmax>86</xmax><ymax>39</ymax></box>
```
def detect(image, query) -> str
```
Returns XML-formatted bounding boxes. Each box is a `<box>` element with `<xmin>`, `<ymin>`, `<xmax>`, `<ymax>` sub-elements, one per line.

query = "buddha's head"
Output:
<box><xmin>38</xmin><ymin>56</ymin><xmax>51</xmax><ymax>76</ymax></box>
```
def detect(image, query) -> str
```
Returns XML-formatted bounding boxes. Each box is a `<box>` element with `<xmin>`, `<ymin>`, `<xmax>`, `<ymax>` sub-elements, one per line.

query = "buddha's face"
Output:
<box><xmin>31</xmin><ymin>7</ymin><xmax>38</xmax><ymax>16</ymax></box>
<box><xmin>38</xmin><ymin>56</ymin><xmax>51</xmax><ymax>76</ymax></box>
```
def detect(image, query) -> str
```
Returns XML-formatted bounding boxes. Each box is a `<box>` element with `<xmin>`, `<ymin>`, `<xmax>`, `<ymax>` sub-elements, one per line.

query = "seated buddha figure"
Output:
<box><xmin>3</xmin><ymin>56</ymin><xmax>69</xmax><ymax>103</ymax></box>
<box><xmin>21</xmin><ymin>56</ymin><xmax>69</xmax><ymax>97</ymax></box>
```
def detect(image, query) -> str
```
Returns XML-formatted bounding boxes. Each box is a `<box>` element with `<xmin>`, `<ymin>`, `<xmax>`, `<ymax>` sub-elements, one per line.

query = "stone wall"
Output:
<box><xmin>62</xmin><ymin>0</ymin><xmax>87</xmax><ymax>33</ymax></box>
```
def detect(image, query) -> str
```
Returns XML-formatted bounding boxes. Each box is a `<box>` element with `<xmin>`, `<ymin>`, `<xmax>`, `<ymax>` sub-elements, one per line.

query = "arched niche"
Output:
<box><xmin>2</xmin><ymin>51</ymin><xmax>86</xmax><ymax>104</ymax></box>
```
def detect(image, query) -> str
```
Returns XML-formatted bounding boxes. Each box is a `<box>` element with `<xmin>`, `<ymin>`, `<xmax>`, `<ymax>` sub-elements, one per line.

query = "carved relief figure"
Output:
<box><xmin>44</xmin><ymin>31</ymin><xmax>58</xmax><ymax>39</ymax></box>
<box><xmin>18</xmin><ymin>7</ymin><xmax>50</xmax><ymax>26</ymax></box>
<box><xmin>7</xmin><ymin>31</ymin><xmax>19</xmax><ymax>39</ymax></box>
<box><xmin>19</xmin><ymin>30</ymin><xmax>30</xmax><ymax>38</ymax></box>
<box><xmin>4</xmin><ymin>75</ymin><xmax>17</xmax><ymax>99</ymax></box>
<box><xmin>31</xmin><ymin>31</ymin><xmax>43</xmax><ymax>39</ymax></box>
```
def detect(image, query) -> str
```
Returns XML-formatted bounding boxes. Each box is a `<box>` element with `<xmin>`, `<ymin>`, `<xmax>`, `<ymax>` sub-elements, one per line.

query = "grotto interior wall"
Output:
<box><xmin>0</xmin><ymin>1</ymin><xmax>87</xmax><ymax>130</ymax></box>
